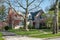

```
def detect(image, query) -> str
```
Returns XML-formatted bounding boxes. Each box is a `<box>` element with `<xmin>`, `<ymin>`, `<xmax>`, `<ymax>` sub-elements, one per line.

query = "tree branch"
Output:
<box><xmin>16</xmin><ymin>0</ymin><xmax>26</xmax><ymax>10</ymax></box>
<box><xmin>29</xmin><ymin>0</ymin><xmax>44</xmax><ymax>11</ymax></box>
<box><xmin>5</xmin><ymin>0</ymin><xmax>17</xmax><ymax>13</ymax></box>
<box><xmin>5</xmin><ymin>0</ymin><xmax>17</xmax><ymax>14</ymax></box>
<box><xmin>28</xmin><ymin>0</ymin><xmax>36</xmax><ymax>6</ymax></box>
<box><xmin>5</xmin><ymin>0</ymin><xmax>25</xmax><ymax>19</ymax></box>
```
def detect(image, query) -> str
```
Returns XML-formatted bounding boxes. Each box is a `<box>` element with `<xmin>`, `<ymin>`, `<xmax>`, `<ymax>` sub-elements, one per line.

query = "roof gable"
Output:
<box><xmin>30</xmin><ymin>9</ymin><xmax>44</xmax><ymax>20</ymax></box>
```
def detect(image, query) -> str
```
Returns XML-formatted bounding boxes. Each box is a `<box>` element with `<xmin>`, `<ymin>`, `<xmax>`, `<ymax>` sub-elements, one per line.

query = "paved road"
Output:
<box><xmin>3</xmin><ymin>36</ymin><xmax>60</xmax><ymax>40</ymax></box>
<box><xmin>3</xmin><ymin>36</ymin><xmax>48</xmax><ymax>40</ymax></box>
<box><xmin>49</xmin><ymin>38</ymin><xmax>60</xmax><ymax>40</ymax></box>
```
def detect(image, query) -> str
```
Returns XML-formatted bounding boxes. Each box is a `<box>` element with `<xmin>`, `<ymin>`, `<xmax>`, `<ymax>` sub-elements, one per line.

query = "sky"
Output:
<box><xmin>3</xmin><ymin>0</ymin><xmax>59</xmax><ymax>13</ymax></box>
<box><xmin>40</xmin><ymin>0</ymin><xmax>56</xmax><ymax>13</ymax></box>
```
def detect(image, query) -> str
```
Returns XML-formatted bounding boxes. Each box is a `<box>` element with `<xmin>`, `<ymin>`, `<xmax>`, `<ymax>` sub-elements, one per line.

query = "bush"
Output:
<box><xmin>39</xmin><ymin>26</ymin><xmax>51</xmax><ymax>29</ymax></box>
<box><xmin>4</xmin><ymin>26</ymin><xmax>9</xmax><ymax>30</ymax></box>
<box><xmin>28</xmin><ymin>24</ymin><xmax>35</xmax><ymax>29</ymax></box>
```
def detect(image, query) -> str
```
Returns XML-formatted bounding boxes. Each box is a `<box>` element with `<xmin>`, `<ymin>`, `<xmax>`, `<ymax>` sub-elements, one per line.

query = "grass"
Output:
<box><xmin>29</xmin><ymin>33</ymin><xmax>60</xmax><ymax>38</ymax></box>
<box><xmin>0</xmin><ymin>38</ymin><xmax>4</xmax><ymax>40</ymax></box>
<box><xmin>0</xmin><ymin>32</ymin><xmax>4</xmax><ymax>40</ymax></box>
<box><xmin>8</xmin><ymin>29</ymin><xmax>60</xmax><ymax>38</ymax></box>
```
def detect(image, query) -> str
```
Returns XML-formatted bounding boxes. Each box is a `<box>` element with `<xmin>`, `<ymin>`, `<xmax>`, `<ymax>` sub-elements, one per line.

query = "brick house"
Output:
<box><xmin>7</xmin><ymin>8</ymin><xmax>24</xmax><ymax>29</ymax></box>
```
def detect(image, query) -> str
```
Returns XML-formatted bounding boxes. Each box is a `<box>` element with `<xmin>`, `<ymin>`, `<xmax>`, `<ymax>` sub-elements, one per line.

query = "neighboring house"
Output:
<box><xmin>7</xmin><ymin>8</ymin><xmax>24</xmax><ymax>29</ymax></box>
<box><xmin>30</xmin><ymin>10</ymin><xmax>46</xmax><ymax>29</ymax></box>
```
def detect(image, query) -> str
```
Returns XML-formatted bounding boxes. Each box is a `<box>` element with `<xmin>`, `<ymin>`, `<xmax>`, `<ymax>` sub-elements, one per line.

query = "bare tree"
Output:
<box><xmin>4</xmin><ymin>0</ymin><xmax>44</xmax><ymax>31</ymax></box>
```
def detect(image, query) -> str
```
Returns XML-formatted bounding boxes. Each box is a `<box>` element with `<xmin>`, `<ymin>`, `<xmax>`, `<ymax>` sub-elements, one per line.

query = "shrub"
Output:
<box><xmin>4</xmin><ymin>26</ymin><xmax>9</xmax><ymax>30</ymax></box>
<box><xmin>39</xmin><ymin>26</ymin><xmax>51</xmax><ymax>29</ymax></box>
<box><xmin>28</xmin><ymin>24</ymin><xmax>35</xmax><ymax>29</ymax></box>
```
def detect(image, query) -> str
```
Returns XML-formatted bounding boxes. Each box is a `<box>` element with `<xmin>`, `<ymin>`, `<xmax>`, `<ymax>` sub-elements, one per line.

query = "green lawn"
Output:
<box><xmin>0</xmin><ymin>32</ymin><xmax>4</xmax><ymax>40</ymax></box>
<box><xmin>8</xmin><ymin>29</ymin><xmax>60</xmax><ymax>38</ymax></box>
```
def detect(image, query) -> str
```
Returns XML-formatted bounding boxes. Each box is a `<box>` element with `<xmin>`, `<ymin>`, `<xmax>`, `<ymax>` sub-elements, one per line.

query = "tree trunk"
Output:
<box><xmin>24</xmin><ymin>10</ymin><xmax>29</xmax><ymax>31</ymax></box>
<box><xmin>55</xmin><ymin>0</ymin><xmax>59</xmax><ymax>33</ymax></box>
<box><xmin>56</xmin><ymin>1</ymin><xmax>59</xmax><ymax>33</ymax></box>
<box><xmin>24</xmin><ymin>0</ymin><xmax>29</xmax><ymax>31</ymax></box>
<box><xmin>53</xmin><ymin>0</ymin><xmax>59</xmax><ymax>34</ymax></box>
<box><xmin>53</xmin><ymin>16</ymin><xmax>56</xmax><ymax>34</ymax></box>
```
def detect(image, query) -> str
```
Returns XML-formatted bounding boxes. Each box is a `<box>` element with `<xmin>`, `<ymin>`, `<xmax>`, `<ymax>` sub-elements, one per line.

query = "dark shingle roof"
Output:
<box><xmin>30</xmin><ymin>10</ymin><xmax>43</xmax><ymax>20</ymax></box>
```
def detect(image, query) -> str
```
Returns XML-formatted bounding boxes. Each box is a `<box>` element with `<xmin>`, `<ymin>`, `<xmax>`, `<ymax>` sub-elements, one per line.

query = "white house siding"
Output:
<box><xmin>34</xmin><ymin>17</ymin><xmax>40</xmax><ymax>29</ymax></box>
<box><xmin>29</xmin><ymin>20</ymin><xmax>33</xmax><ymax>27</ymax></box>
<box><xmin>34</xmin><ymin>11</ymin><xmax>43</xmax><ymax>29</ymax></box>
<box><xmin>35</xmin><ymin>21</ymin><xmax>40</xmax><ymax>29</ymax></box>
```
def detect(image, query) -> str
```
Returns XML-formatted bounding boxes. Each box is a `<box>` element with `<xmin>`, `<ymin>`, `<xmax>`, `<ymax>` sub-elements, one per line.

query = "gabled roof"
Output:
<box><xmin>30</xmin><ymin>9</ymin><xmax>44</xmax><ymax>20</ymax></box>
<box><xmin>8</xmin><ymin>7</ymin><xmax>23</xmax><ymax>17</ymax></box>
